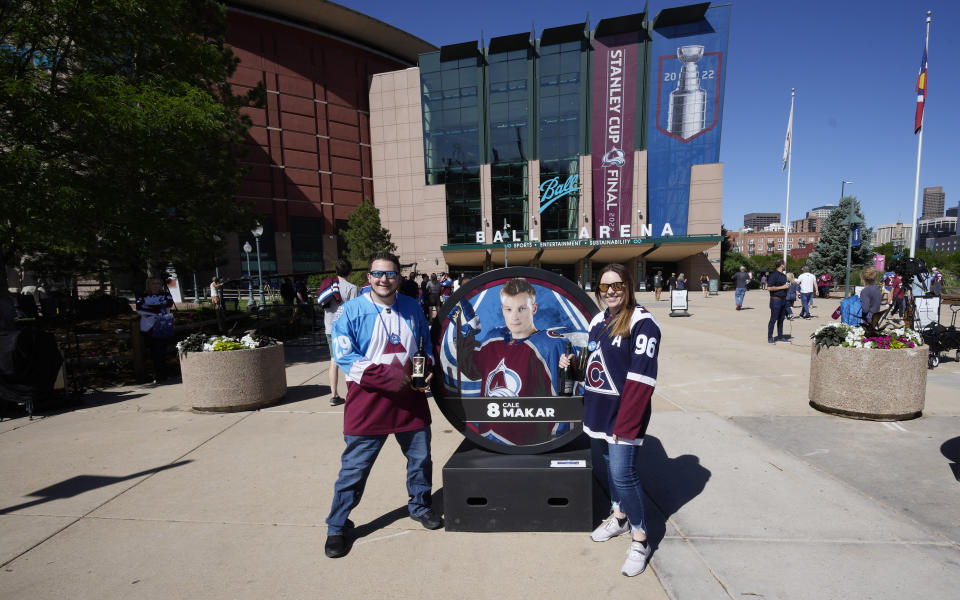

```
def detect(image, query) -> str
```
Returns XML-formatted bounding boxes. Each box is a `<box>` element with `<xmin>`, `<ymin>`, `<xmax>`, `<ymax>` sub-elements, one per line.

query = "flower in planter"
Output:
<box><xmin>177</xmin><ymin>332</ymin><xmax>278</xmax><ymax>357</ymax></box>
<box><xmin>812</xmin><ymin>322</ymin><xmax>923</xmax><ymax>352</ymax></box>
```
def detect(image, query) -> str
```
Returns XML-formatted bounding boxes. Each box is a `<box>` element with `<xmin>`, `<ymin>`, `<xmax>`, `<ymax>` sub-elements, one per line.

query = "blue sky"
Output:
<box><xmin>339</xmin><ymin>0</ymin><xmax>959</xmax><ymax>230</ymax></box>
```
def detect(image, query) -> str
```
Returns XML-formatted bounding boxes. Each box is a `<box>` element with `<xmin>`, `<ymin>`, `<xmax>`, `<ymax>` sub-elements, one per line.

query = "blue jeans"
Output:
<box><xmin>326</xmin><ymin>427</ymin><xmax>433</xmax><ymax>535</ymax></box>
<box><xmin>800</xmin><ymin>292</ymin><xmax>813</xmax><ymax>317</ymax></box>
<box><xmin>590</xmin><ymin>437</ymin><xmax>647</xmax><ymax>534</ymax></box>
<box><xmin>768</xmin><ymin>297</ymin><xmax>787</xmax><ymax>340</ymax></box>
<box><xmin>735</xmin><ymin>287</ymin><xmax>746</xmax><ymax>307</ymax></box>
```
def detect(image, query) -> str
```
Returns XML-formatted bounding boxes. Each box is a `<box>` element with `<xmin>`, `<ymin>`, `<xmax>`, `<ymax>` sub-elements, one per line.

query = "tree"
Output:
<box><xmin>342</xmin><ymin>199</ymin><xmax>397</xmax><ymax>286</ymax></box>
<box><xmin>806</xmin><ymin>196</ymin><xmax>873</xmax><ymax>284</ymax></box>
<box><xmin>0</xmin><ymin>0</ymin><xmax>264</xmax><ymax>292</ymax></box>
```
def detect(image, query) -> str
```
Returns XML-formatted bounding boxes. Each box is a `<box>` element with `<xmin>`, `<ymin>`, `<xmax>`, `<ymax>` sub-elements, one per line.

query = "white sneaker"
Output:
<box><xmin>621</xmin><ymin>540</ymin><xmax>651</xmax><ymax>576</ymax></box>
<box><xmin>590</xmin><ymin>516</ymin><xmax>630</xmax><ymax>542</ymax></box>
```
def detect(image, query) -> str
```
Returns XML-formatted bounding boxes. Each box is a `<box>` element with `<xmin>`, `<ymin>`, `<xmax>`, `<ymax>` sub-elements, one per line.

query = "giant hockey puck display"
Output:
<box><xmin>430</xmin><ymin>267</ymin><xmax>599</xmax><ymax>454</ymax></box>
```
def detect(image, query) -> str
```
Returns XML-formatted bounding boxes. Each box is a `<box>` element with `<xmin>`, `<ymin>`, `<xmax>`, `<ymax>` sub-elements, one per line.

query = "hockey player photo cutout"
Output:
<box><xmin>431</xmin><ymin>267</ymin><xmax>599</xmax><ymax>455</ymax></box>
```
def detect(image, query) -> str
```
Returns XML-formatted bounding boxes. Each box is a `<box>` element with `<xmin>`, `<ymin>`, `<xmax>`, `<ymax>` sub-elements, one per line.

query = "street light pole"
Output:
<box><xmin>243</xmin><ymin>241</ymin><xmax>253</xmax><ymax>309</ymax></box>
<box><xmin>503</xmin><ymin>219</ymin><xmax>510</xmax><ymax>268</ymax></box>
<box><xmin>840</xmin><ymin>180</ymin><xmax>858</xmax><ymax>298</ymax></box>
<box><xmin>252</xmin><ymin>223</ymin><xmax>265</xmax><ymax>308</ymax></box>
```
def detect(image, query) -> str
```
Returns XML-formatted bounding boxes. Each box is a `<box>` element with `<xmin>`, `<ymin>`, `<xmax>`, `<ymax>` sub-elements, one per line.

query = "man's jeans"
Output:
<box><xmin>800</xmin><ymin>292</ymin><xmax>813</xmax><ymax>317</ymax></box>
<box><xmin>768</xmin><ymin>297</ymin><xmax>787</xmax><ymax>340</ymax></box>
<box><xmin>735</xmin><ymin>287</ymin><xmax>746</xmax><ymax>307</ymax></box>
<box><xmin>326</xmin><ymin>427</ymin><xmax>433</xmax><ymax>536</ymax></box>
<box><xmin>591</xmin><ymin>437</ymin><xmax>647</xmax><ymax>534</ymax></box>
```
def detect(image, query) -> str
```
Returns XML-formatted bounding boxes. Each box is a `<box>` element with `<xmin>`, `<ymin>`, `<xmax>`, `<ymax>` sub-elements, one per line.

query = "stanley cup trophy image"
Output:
<box><xmin>667</xmin><ymin>45</ymin><xmax>707</xmax><ymax>139</ymax></box>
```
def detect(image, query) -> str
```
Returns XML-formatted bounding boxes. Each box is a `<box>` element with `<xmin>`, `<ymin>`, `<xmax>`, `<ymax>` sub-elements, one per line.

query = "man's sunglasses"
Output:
<box><xmin>597</xmin><ymin>281</ymin><xmax>626</xmax><ymax>293</ymax></box>
<box><xmin>369</xmin><ymin>270</ymin><xmax>398</xmax><ymax>280</ymax></box>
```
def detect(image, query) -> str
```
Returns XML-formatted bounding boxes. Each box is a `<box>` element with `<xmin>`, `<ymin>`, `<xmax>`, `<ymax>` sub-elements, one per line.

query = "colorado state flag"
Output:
<box><xmin>915</xmin><ymin>47</ymin><xmax>927</xmax><ymax>134</ymax></box>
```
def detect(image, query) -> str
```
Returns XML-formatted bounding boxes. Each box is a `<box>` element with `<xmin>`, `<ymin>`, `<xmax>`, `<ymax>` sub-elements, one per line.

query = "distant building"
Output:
<box><xmin>932</xmin><ymin>235</ymin><xmax>959</xmax><ymax>253</ymax></box>
<box><xmin>727</xmin><ymin>230</ymin><xmax>820</xmax><ymax>257</ymax></box>
<box><xmin>873</xmin><ymin>222</ymin><xmax>912</xmax><ymax>247</ymax></box>
<box><xmin>922</xmin><ymin>186</ymin><xmax>946</xmax><ymax>219</ymax></box>
<box><xmin>916</xmin><ymin>216</ymin><xmax>957</xmax><ymax>250</ymax></box>
<box><xmin>762</xmin><ymin>223</ymin><xmax>788</xmax><ymax>232</ymax></box>
<box><xmin>791</xmin><ymin>216</ymin><xmax>823</xmax><ymax>233</ymax></box>
<box><xmin>946</xmin><ymin>202</ymin><xmax>959</xmax><ymax>218</ymax></box>
<box><xmin>808</xmin><ymin>204</ymin><xmax>837</xmax><ymax>219</ymax></box>
<box><xmin>743</xmin><ymin>212</ymin><xmax>780</xmax><ymax>231</ymax></box>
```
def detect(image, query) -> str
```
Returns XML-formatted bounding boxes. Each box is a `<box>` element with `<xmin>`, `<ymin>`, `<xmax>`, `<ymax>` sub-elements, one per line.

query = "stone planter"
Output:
<box><xmin>180</xmin><ymin>343</ymin><xmax>287</xmax><ymax>412</ymax></box>
<box><xmin>808</xmin><ymin>343</ymin><xmax>926</xmax><ymax>421</ymax></box>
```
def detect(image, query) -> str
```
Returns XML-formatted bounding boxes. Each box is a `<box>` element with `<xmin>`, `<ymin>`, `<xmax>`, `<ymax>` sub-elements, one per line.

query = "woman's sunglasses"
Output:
<box><xmin>597</xmin><ymin>281</ymin><xmax>626</xmax><ymax>293</ymax></box>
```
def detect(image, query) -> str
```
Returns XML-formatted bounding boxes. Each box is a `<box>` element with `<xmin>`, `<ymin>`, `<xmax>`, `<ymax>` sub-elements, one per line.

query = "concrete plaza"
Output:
<box><xmin>1</xmin><ymin>290</ymin><xmax>958</xmax><ymax>599</ymax></box>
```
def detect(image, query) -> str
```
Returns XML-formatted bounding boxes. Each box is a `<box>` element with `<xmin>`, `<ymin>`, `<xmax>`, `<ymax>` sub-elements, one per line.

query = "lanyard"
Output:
<box><xmin>374</xmin><ymin>301</ymin><xmax>401</xmax><ymax>345</ymax></box>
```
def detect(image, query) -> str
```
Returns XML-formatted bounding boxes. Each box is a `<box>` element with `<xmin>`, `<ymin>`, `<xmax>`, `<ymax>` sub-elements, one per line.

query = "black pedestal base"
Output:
<box><xmin>442</xmin><ymin>435</ymin><xmax>603</xmax><ymax>532</ymax></box>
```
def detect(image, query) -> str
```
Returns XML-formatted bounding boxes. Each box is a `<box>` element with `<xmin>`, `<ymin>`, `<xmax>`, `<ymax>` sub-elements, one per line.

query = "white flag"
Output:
<box><xmin>782</xmin><ymin>99</ymin><xmax>793</xmax><ymax>171</ymax></box>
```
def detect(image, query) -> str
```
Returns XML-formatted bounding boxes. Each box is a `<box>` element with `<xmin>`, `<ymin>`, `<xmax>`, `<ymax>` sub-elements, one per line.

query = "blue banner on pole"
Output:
<box><xmin>852</xmin><ymin>225</ymin><xmax>861</xmax><ymax>247</ymax></box>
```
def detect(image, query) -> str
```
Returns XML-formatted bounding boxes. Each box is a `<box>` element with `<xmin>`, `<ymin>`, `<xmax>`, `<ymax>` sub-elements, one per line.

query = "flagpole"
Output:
<box><xmin>909</xmin><ymin>11</ymin><xmax>931</xmax><ymax>258</ymax></box>
<box><xmin>783</xmin><ymin>88</ymin><xmax>794</xmax><ymax>264</ymax></box>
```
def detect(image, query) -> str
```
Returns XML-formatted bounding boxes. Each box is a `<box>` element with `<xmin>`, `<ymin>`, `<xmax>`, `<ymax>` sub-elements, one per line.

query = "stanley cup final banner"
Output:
<box><xmin>646</xmin><ymin>4</ymin><xmax>730</xmax><ymax>237</ymax></box>
<box><xmin>591</xmin><ymin>34</ymin><xmax>638</xmax><ymax>240</ymax></box>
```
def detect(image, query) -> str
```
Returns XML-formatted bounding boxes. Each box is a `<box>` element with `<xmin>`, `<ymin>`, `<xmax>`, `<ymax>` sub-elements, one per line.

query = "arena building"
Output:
<box><xmin>220</xmin><ymin>1</ymin><xmax>435</xmax><ymax>278</ymax></box>
<box><xmin>371</xmin><ymin>2</ymin><xmax>730</xmax><ymax>287</ymax></box>
<box><xmin>221</xmin><ymin>1</ymin><xmax>729</xmax><ymax>289</ymax></box>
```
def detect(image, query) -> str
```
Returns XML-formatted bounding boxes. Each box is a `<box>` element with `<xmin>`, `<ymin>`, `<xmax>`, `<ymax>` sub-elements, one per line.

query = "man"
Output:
<box><xmin>325</xmin><ymin>252</ymin><xmax>439</xmax><ymax>559</ymax></box>
<box><xmin>817</xmin><ymin>272</ymin><xmax>832</xmax><ymax>299</ymax></box>
<box><xmin>653</xmin><ymin>270</ymin><xmax>664</xmax><ymax>301</ymax></box>
<box><xmin>397</xmin><ymin>271</ymin><xmax>420</xmax><ymax>300</ymax></box>
<box><xmin>732</xmin><ymin>266</ymin><xmax>751</xmax><ymax>310</ymax></box>
<box><xmin>324</xmin><ymin>259</ymin><xmax>359</xmax><ymax>406</ymax></box>
<box><xmin>766</xmin><ymin>259</ymin><xmax>790</xmax><ymax>343</ymax></box>
<box><xmin>797</xmin><ymin>266</ymin><xmax>817</xmax><ymax>319</ymax></box>
<box><xmin>667</xmin><ymin>273</ymin><xmax>677</xmax><ymax>294</ymax></box>
<box><xmin>279</xmin><ymin>278</ymin><xmax>295</xmax><ymax>306</ymax></box>
<box><xmin>456</xmin><ymin>278</ymin><xmax>573</xmax><ymax>446</ymax></box>
<box><xmin>930</xmin><ymin>267</ymin><xmax>943</xmax><ymax>297</ymax></box>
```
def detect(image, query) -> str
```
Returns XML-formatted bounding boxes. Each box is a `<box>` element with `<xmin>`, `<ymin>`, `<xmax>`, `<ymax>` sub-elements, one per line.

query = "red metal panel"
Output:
<box><xmin>286</xmin><ymin>168</ymin><xmax>319</xmax><ymax>187</ymax></box>
<box><xmin>280</xmin><ymin>112</ymin><xmax>317</xmax><ymax>135</ymax></box>
<box><xmin>329</xmin><ymin>139</ymin><xmax>361</xmax><ymax>160</ymax></box>
<box><xmin>281</xmin><ymin>130</ymin><xmax>317</xmax><ymax>154</ymax></box>
<box><xmin>331</xmin><ymin>156</ymin><xmax>361</xmax><ymax>177</ymax></box>
<box><xmin>284</xmin><ymin>149</ymin><xmax>319</xmax><ymax>171</ymax></box>
<box><xmin>332</xmin><ymin>174</ymin><xmax>363</xmax><ymax>192</ymax></box>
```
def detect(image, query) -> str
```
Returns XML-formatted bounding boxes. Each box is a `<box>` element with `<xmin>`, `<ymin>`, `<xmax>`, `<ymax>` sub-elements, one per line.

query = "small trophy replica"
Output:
<box><xmin>667</xmin><ymin>45</ymin><xmax>707</xmax><ymax>139</ymax></box>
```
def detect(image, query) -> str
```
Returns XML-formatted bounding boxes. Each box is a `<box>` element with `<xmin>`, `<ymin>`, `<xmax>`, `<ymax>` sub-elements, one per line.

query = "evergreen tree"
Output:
<box><xmin>342</xmin><ymin>199</ymin><xmax>397</xmax><ymax>286</ymax></box>
<box><xmin>0</xmin><ymin>0</ymin><xmax>264</xmax><ymax>290</ymax></box>
<box><xmin>806</xmin><ymin>196</ymin><xmax>873</xmax><ymax>283</ymax></box>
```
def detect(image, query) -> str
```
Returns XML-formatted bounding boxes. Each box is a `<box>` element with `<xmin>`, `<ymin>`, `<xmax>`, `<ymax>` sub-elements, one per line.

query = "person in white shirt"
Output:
<box><xmin>325</xmin><ymin>258</ymin><xmax>359</xmax><ymax>406</ymax></box>
<box><xmin>796</xmin><ymin>266</ymin><xmax>817</xmax><ymax>319</ymax></box>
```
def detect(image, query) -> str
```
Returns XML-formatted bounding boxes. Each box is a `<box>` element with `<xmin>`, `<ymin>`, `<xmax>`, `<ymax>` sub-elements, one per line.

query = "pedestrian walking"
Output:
<box><xmin>700</xmin><ymin>273</ymin><xmax>709</xmax><ymax>297</ymax></box>
<box><xmin>653</xmin><ymin>271</ymin><xmax>664</xmax><ymax>301</ymax></box>
<box><xmin>324</xmin><ymin>259</ymin><xmax>359</xmax><ymax>407</ymax></box>
<box><xmin>797</xmin><ymin>266</ymin><xmax>816</xmax><ymax>319</ymax></box>
<box><xmin>732</xmin><ymin>266</ymin><xmax>751</xmax><ymax>310</ymax></box>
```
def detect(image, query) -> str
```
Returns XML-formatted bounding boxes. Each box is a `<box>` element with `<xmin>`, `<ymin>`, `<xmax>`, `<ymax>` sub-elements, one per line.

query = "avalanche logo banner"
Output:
<box><xmin>431</xmin><ymin>267</ymin><xmax>599</xmax><ymax>455</ymax></box>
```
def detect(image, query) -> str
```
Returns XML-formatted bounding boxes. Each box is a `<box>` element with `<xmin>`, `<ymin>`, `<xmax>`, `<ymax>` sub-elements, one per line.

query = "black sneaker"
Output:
<box><xmin>410</xmin><ymin>509</ymin><xmax>443</xmax><ymax>530</ymax></box>
<box><xmin>325</xmin><ymin>535</ymin><xmax>347</xmax><ymax>558</ymax></box>
<box><xmin>330</xmin><ymin>396</ymin><xmax>345</xmax><ymax>407</ymax></box>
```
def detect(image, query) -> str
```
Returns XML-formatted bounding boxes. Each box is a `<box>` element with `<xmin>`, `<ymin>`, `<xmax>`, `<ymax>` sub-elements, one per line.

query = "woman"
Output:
<box><xmin>560</xmin><ymin>263</ymin><xmax>660</xmax><ymax>577</ymax></box>
<box><xmin>676</xmin><ymin>273</ymin><xmax>686</xmax><ymax>291</ymax></box>
<box><xmin>700</xmin><ymin>273</ymin><xmax>709</xmax><ymax>297</ymax></box>
<box><xmin>859</xmin><ymin>266</ymin><xmax>882</xmax><ymax>325</ymax></box>
<box><xmin>784</xmin><ymin>272</ymin><xmax>798</xmax><ymax>320</ymax></box>
<box><xmin>136</xmin><ymin>278</ymin><xmax>174</xmax><ymax>384</ymax></box>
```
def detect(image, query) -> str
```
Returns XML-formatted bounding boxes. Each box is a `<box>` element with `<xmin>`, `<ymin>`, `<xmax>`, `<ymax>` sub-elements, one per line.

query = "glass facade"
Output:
<box><xmin>290</xmin><ymin>217</ymin><xmax>325</xmax><ymax>272</ymax></box>
<box><xmin>420</xmin><ymin>53</ymin><xmax>483</xmax><ymax>245</ymax></box>
<box><xmin>488</xmin><ymin>47</ymin><xmax>531</xmax><ymax>237</ymax></box>
<box><xmin>417</xmin><ymin>4</ymin><xmax>730</xmax><ymax>247</ymax></box>
<box><xmin>538</xmin><ymin>40</ymin><xmax>584</xmax><ymax>240</ymax></box>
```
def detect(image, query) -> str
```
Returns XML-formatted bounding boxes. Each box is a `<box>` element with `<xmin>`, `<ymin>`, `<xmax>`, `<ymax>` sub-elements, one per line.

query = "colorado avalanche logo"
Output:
<box><xmin>601</xmin><ymin>148</ymin><xmax>626</xmax><ymax>167</ymax></box>
<box><xmin>585</xmin><ymin>349</ymin><xmax>618</xmax><ymax>395</ymax></box>
<box><xmin>485</xmin><ymin>358</ymin><xmax>522</xmax><ymax>397</ymax></box>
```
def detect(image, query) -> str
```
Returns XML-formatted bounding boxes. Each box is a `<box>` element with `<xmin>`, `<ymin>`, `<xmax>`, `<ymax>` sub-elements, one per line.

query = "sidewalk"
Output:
<box><xmin>0</xmin><ymin>291</ymin><xmax>957</xmax><ymax>599</ymax></box>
